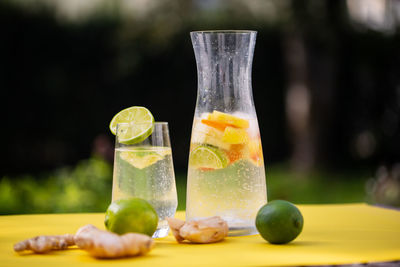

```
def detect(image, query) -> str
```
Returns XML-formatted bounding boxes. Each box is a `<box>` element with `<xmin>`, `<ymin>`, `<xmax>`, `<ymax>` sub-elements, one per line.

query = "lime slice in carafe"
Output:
<box><xmin>189</xmin><ymin>145</ymin><xmax>228</xmax><ymax>170</ymax></box>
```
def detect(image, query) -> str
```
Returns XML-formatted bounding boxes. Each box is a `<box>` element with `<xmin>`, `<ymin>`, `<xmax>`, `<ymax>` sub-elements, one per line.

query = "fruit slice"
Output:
<box><xmin>191</xmin><ymin>122</ymin><xmax>231</xmax><ymax>150</ymax></box>
<box><xmin>189</xmin><ymin>145</ymin><xmax>228</xmax><ymax>170</ymax></box>
<box><xmin>201</xmin><ymin>119</ymin><xmax>228</xmax><ymax>131</ymax></box>
<box><xmin>109</xmin><ymin>106</ymin><xmax>154</xmax><ymax>144</ymax></box>
<box><xmin>226</xmin><ymin>144</ymin><xmax>245</xmax><ymax>164</ymax></box>
<box><xmin>191</xmin><ymin>134</ymin><xmax>231</xmax><ymax>151</ymax></box>
<box><xmin>248</xmin><ymin>138</ymin><xmax>263</xmax><ymax>166</ymax></box>
<box><xmin>207</xmin><ymin>111</ymin><xmax>249</xmax><ymax>129</ymax></box>
<box><xmin>222</xmin><ymin>126</ymin><xmax>248</xmax><ymax>144</ymax></box>
<box><xmin>120</xmin><ymin>150</ymin><xmax>164</xmax><ymax>169</ymax></box>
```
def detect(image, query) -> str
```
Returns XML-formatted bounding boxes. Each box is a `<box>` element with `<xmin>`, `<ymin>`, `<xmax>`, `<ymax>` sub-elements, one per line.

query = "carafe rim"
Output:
<box><xmin>190</xmin><ymin>30</ymin><xmax>256</xmax><ymax>34</ymax></box>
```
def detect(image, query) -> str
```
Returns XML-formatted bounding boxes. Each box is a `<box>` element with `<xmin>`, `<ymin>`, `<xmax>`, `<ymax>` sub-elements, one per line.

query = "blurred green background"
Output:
<box><xmin>1</xmin><ymin>0</ymin><xmax>399</xmax><ymax>214</ymax></box>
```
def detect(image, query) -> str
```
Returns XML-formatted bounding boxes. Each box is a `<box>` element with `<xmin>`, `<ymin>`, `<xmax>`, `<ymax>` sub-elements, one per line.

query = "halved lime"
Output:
<box><xmin>109</xmin><ymin>106</ymin><xmax>154</xmax><ymax>144</ymax></box>
<box><xmin>189</xmin><ymin>145</ymin><xmax>228</xmax><ymax>169</ymax></box>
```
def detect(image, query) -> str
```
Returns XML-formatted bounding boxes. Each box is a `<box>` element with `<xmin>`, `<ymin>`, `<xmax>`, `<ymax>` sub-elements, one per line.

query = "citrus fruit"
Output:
<box><xmin>120</xmin><ymin>149</ymin><xmax>167</xmax><ymax>169</ymax></box>
<box><xmin>109</xmin><ymin>106</ymin><xmax>154</xmax><ymax>144</ymax></box>
<box><xmin>189</xmin><ymin>145</ymin><xmax>228</xmax><ymax>169</ymax></box>
<box><xmin>105</xmin><ymin>198</ymin><xmax>158</xmax><ymax>236</ymax></box>
<box><xmin>222</xmin><ymin>126</ymin><xmax>248</xmax><ymax>144</ymax></box>
<box><xmin>191</xmin><ymin>122</ymin><xmax>231</xmax><ymax>150</ymax></box>
<box><xmin>255</xmin><ymin>200</ymin><xmax>303</xmax><ymax>244</ymax></box>
<box><xmin>207</xmin><ymin>111</ymin><xmax>249</xmax><ymax>129</ymax></box>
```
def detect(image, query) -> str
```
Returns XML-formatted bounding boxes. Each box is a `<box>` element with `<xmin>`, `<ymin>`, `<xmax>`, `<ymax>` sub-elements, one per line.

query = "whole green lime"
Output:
<box><xmin>105</xmin><ymin>198</ymin><xmax>158</xmax><ymax>236</ymax></box>
<box><xmin>255</xmin><ymin>200</ymin><xmax>304</xmax><ymax>244</ymax></box>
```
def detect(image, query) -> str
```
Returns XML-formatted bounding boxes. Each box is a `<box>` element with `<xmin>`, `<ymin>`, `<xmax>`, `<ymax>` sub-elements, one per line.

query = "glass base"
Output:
<box><xmin>228</xmin><ymin>226</ymin><xmax>258</xmax><ymax>236</ymax></box>
<box><xmin>152</xmin><ymin>226</ymin><xmax>170</xmax><ymax>238</ymax></box>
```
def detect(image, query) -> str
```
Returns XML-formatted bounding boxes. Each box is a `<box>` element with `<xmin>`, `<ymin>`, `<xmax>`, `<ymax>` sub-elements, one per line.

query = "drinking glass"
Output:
<box><xmin>112</xmin><ymin>122</ymin><xmax>178</xmax><ymax>238</ymax></box>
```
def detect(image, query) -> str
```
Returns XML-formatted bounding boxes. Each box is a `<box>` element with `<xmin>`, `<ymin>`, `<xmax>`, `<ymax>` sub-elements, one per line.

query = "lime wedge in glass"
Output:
<box><xmin>189</xmin><ymin>145</ymin><xmax>228</xmax><ymax>169</ymax></box>
<box><xmin>109</xmin><ymin>106</ymin><xmax>154</xmax><ymax>144</ymax></box>
<box><xmin>120</xmin><ymin>151</ymin><xmax>164</xmax><ymax>169</ymax></box>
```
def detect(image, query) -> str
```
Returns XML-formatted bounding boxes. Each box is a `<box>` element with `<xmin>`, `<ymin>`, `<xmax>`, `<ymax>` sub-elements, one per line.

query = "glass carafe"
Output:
<box><xmin>186</xmin><ymin>30</ymin><xmax>267</xmax><ymax>236</ymax></box>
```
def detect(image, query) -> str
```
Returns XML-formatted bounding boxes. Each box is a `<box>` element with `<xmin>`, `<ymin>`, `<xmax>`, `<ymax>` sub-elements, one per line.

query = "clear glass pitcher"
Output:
<box><xmin>186</xmin><ymin>30</ymin><xmax>267</xmax><ymax>236</ymax></box>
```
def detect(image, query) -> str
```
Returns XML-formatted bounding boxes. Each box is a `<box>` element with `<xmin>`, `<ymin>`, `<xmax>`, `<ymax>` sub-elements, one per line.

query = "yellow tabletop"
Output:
<box><xmin>1</xmin><ymin>203</ymin><xmax>399</xmax><ymax>267</ymax></box>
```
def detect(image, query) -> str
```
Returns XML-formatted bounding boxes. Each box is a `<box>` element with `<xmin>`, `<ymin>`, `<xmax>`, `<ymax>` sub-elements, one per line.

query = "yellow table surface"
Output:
<box><xmin>1</xmin><ymin>203</ymin><xmax>400</xmax><ymax>267</ymax></box>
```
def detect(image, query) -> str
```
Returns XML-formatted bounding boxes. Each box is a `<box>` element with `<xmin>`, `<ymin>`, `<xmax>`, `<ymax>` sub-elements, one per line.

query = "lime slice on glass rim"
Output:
<box><xmin>189</xmin><ymin>145</ymin><xmax>228</xmax><ymax>169</ymax></box>
<box><xmin>109</xmin><ymin>106</ymin><xmax>154</xmax><ymax>144</ymax></box>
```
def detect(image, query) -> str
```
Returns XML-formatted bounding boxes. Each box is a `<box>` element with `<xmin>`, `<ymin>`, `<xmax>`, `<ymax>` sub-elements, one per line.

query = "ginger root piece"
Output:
<box><xmin>166</xmin><ymin>217</ymin><xmax>186</xmax><ymax>243</ymax></box>
<box><xmin>74</xmin><ymin>224</ymin><xmax>154</xmax><ymax>258</ymax></box>
<box><xmin>14</xmin><ymin>234</ymin><xmax>75</xmax><ymax>253</ymax></box>
<box><xmin>166</xmin><ymin>216</ymin><xmax>228</xmax><ymax>243</ymax></box>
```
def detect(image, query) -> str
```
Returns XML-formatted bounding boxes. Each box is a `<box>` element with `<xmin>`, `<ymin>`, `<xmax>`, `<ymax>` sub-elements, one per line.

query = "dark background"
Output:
<box><xmin>1</xmin><ymin>0</ymin><xmax>399</xmax><ymax>213</ymax></box>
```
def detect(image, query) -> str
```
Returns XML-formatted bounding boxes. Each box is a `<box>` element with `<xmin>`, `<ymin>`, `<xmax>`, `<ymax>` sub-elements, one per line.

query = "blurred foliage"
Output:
<box><xmin>0</xmin><ymin>157</ymin><xmax>112</xmax><ymax>214</ymax></box>
<box><xmin>267</xmin><ymin>166</ymin><xmax>370</xmax><ymax>204</ymax></box>
<box><xmin>2</xmin><ymin>157</ymin><xmax>398</xmax><ymax>215</ymax></box>
<box><xmin>366</xmin><ymin>164</ymin><xmax>400</xmax><ymax>207</ymax></box>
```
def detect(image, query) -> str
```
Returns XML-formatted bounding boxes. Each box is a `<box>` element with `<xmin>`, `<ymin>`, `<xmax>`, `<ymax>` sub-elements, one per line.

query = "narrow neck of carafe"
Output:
<box><xmin>191</xmin><ymin>31</ymin><xmax>257</xmax><ymax>115</ymax></box>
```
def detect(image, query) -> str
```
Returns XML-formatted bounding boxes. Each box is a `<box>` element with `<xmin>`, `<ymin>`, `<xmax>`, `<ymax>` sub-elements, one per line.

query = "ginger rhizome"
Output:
<box><xmin>14</xmin><ymin>234</ymin><xmax>75</xmax><ymax>253</ymax></box>
<box><xmin>167</xmin><ymin>216</ymin><xmax>228</xmax><ymax>243</ymax></box>
<box><xmin>74</xmin><ymin>224</ymin><xmax>154</xmax><ymax>258</ymax></box>
<box><xmin>14</xmin><ymin>224</ymin><xmax>154</xmax><ymax>258</ymax></box>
